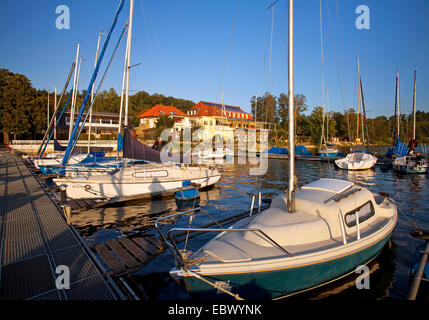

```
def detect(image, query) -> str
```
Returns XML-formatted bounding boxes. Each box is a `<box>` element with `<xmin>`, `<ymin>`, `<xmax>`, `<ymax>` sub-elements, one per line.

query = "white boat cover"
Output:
<box><xmin>301</xmin><ymin>178</ymin><xmax>354</xmax><ymax>194</ymax></box>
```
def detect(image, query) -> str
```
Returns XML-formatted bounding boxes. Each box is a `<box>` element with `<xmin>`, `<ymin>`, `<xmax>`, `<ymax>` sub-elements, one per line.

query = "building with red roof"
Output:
<box><xmin>137</xmin><ymin>105</ymin><xmax>186</xmax><ymax>118</ymax></box>
<box><xmin>136</xmin><ymin>101</ymin><xmax>274</xmax><ymax>140</ymax></box>
<box><xmin>137</xmin><ymin>105</ymin><xmax>189</xmax><ymax>133</ymax></box>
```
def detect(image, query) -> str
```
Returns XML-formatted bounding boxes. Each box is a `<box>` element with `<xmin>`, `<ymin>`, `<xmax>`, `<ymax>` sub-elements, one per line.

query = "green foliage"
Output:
<box><xmin>3</xmin><ymin>68</ymin><xmax>429</xmax><ymax>146</ymax></box>
<box><xmin>0</xmin><ymin>69</ymin><xmax>46</xmax><ymax>138</ymax></box>
<box><xmin>154</xmin><ymin>115</ymin><xmax>175</xmax><ymax>138</ymax></box>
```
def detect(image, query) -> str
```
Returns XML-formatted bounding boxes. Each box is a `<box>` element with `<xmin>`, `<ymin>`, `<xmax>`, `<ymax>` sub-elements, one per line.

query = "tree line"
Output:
<box><xmin>251</xmin><ymin>92</ymin><xmax>429</xmax><ymax>146</ymax></box>
<box><xmin>1</xmin><ymin>69</ymin><xmax>428</xmax><ymax>145</ymax></box>
<box><xmin>0</xmin><ymin>69</ymin><xmax>195</xmax><ymax>140</ymax></box>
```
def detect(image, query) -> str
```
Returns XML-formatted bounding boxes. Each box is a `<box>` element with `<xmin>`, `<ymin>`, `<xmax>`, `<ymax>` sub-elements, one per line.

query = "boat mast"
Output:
<box><xmin>117</xmin><ymin>22</ymin><xmax>129</xmax><ymax>158</ymax></box>
<box><xmin>357</xmin><ymin>58</ymin><xmax>367</xmax><ymax>144</ymax></box>
<box><xmin>356</xmin><ymin>58</ymin><xmax>360</xmax><ymax>143</ymax></box>
<box><xmin>412</xmin><ymin>67</ymin><xmax>417</xmax><ymax>141</ymax></box>
<box><xmin>47</xmin><ymin>92</ymin><xmax>50</xmax><ymax>132</ymax></box>
<box><xmin>326</xmin><ymin>87</ymin><xmax>329</xmax><ymax>143</ymax></box>
<box><xmin>395</xmin><ymin>70</ymin><xmax>400</xmax><ymax>140</ymax></box>
<box><xmin>69</xmin><ymin>43</ymin><xmax>80</xmax><ymax>140</ymax></box>
<box><xmin>88</xmin><ymin>32</ymin><xmax>104</xmax><ymax>154</ymax></box>
<box><xmin>357</xmin><ymin>57</ymin><xmax>364</xmax><ymax>144</ymax></box>
<box><xmin>54</xmin><ymin>86</ymin><xmax>57</xmax><ymax>140</ymax></box>
<box><xmin>287</xmin><ymin>0</ymin><xmax>295</xmax><ymax>213</ymax></box>
<box><xmin>124</xmin><ymin>0</ymin><xmax>135</xmax><ymax>131</ymax></box>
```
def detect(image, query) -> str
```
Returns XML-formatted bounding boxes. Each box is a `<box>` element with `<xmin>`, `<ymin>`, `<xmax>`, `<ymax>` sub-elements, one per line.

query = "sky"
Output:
<box><xmin>1</xmin><ymin>0</ymin><xmax>428</xmax><ymax>118</ymax></box>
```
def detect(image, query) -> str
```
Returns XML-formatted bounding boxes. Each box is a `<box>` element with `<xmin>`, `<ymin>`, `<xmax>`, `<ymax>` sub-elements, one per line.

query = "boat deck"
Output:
<box><xmin>0</xmin><ymin>152</ymin><xmax>120</xmax><ymax>300</ymax></box>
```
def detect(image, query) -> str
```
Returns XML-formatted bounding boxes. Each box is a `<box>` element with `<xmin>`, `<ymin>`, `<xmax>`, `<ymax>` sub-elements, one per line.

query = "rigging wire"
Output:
<box><xmin>216</xmin><ymin>0</ymin><xmax>241</xmax><ymax>103</ymax></box>
<box><xmin>69</xmin><ymin>23</ymin><xmax>129</xmax><ymax>155</ymax></box>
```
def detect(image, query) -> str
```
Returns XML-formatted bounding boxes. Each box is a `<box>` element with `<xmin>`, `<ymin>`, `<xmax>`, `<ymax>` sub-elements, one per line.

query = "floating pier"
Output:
<box><xmin>93</xmin><ymin>236</ymin><xmax>165</xmax><ymax>277</ymax></box>
<box><xmin>0</xmin><ymin>152</ymin><xmax>123</xmax><ymax>300</ymax></box>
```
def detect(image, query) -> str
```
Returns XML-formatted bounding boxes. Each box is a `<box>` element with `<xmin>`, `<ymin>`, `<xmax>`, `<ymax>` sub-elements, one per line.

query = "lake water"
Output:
<box><xmin>72</xmin><ymin>158</ymin><xmax>429</xmax><ymax>300</ymax></box>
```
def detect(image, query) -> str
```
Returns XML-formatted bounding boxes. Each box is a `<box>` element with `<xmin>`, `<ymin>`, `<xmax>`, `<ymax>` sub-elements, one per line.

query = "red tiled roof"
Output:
<box><xmin>137</xmin><ymin>105</ymin><xmax>186</xmax><ymax>118</ymax></box>
<box><xmin>189</xmin><ymin>101</ymin><xmax>254</xmax><ymax>120</ymax></box>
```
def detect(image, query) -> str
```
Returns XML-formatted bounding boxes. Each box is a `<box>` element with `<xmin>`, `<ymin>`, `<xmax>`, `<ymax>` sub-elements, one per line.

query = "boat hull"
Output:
<box><xmin>319</xmin><ymin>152</ymin><xmax>342</xmax><ymax>157</ymax></box>
<box><xmin>335</xmin><ymin>153</ymin><xmax>377</xmax><ymax>170</ymax></box>
<box><xmin>177</xmin><ymin>230</ymin><xmax>392</xmax><ymax>300</ymax></box>
<box><xmin>54</xmin><ymin>166</ymin><xmax>221</xmax><ymax>200</ymax></box>
<box><xmin>393</xmin><ymin>164</ymin><xmax>428</xmax><ymax>174</ymax></box>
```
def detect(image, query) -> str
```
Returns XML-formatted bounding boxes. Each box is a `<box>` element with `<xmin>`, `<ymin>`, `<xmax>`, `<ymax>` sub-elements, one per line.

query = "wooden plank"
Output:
<box><xmin>75</xmin><ymin>199</ymin><xmax>89</xmax><ymax>209</ymax></box>
<box><xmin>94</xmin><ymin>242</ymin><xmax>125</xmax><ymax>275</ymax></box>
<box><xmin>69</xmin><ymin>202</ymin><xmax>81</xmax><ymax>211</ymax></box>
<box><xmin>148</xmin><ymin>236</ymin><xmax>165</xmax><ymax>252</ymax></box>
<box><xmin>106</xmin><ymin>239</ymin><xmax>140</xmax><ymax>269</ymax></box>
<box><xmin>133</xmin><ymin>237</ymin><xmax>162</xmax><ymax>256</ymax></box>
<box><xmin>119</xmin><ymin>238</ymin><xmax>149</xmax><ymax>263</ymax></box>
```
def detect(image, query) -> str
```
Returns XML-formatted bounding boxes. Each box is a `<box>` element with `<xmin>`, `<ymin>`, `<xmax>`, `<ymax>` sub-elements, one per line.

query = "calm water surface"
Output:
<box><xmin>72</xmin><ymin>158</ymin><xmax>429</xmax><ymax>300</ymax></box>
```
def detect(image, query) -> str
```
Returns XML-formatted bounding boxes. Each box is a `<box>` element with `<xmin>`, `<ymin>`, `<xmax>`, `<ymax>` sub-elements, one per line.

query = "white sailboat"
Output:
<box><xmin>318</xmin><ymin>88</ymin><xmax>341</xmax><ymax>157</ymax></box>
<box><xmin>54</xmin><ymin>0</ymin><xmax>221</xmax><ymax>200</ymax></box>
<box><xmin>157</xmin><ymin>0</ymin><xmax>398</xmax><ymax>300</ymax></box>
<box><xmin>335</xmin><ymin>58</ymin><xmax>377</xmax><ymax>170</ymax></box>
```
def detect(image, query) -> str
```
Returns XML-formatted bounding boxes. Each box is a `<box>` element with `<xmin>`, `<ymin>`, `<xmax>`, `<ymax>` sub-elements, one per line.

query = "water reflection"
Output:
<box><xmin>72</xmin><ymin>158</ymin><xmax>429</xmax><ymax>300</ymax></box>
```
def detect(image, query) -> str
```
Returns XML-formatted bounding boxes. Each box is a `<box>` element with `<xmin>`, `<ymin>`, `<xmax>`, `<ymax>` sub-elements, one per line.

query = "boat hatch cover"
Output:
<box><xmin>301</xmin><ymin>179</ymin><xmax>354</xmax><ymax>194</ymax></box>
<box><xmin>204</xmin><ymin>240</ymin><xmax>252</xmax><ymax>263</ymax></box>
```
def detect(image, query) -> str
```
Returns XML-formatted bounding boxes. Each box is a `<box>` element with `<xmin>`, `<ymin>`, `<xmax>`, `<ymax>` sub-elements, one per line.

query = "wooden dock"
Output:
<box><xmin>92</xmin><ymin>236</ymin><xmax>165</xmax><ymax>277</ymax></box>
<box><xmin>0</xmin><ymin>151</ymin><xmax>123</xmax><ymax>300</ymax></box>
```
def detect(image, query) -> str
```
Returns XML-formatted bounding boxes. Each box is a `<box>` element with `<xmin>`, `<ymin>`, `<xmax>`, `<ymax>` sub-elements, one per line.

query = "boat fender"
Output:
<box><xmin>175</xmin><ymin>188</ymin><xmax>200</xmax><ymax>201</ymax></box>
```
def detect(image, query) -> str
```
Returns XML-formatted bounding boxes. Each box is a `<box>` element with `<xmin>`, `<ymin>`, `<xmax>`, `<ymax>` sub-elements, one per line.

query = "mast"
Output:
<box><xmin>357</xmin><ymin>58</ymin><xmax>366</xmax><ymax>144</ymax></box>
<box><xmin>89</xmin><ymin>32</ymin><xmax>104</xmax><ymax>153</ymax></box>
<box><xmin>54</xmin><ymin>87</ymin><xmax>57</xmax><ymax>139</ymax></box>
<box><xmin>69</xmin><ymin>43</ymin><xmax>80</xmax><ymax>140</ymax></box>
<box><xmin>412</xmin><ymin>67</ymin><xmax>417</xmax><ymax>141</ymax></box>
<box><xmin>326</xmin><ymin>87</ymin><xmax>329</xmax><ymax>143</ymax></box>
<box><xmin>357</xmin><ymin>57</ymin><xmax>364</xmax><ymax>143</ymax></box>
<box><xmin>124</xmin><ymin>0</ymin><xmax>135</xmax><ymax>130</ymax></box>
<box><xmin>395</xmin><ymin>70</ymin><xmax>400</xmax><ymax>140</ymax></box>
<box><xmin>47</xmin><ymin>92</ymin><xmax>50</xmax><ymax>132</ymax></box>
<box><xmin>287</xmin><ymin>0</ymin><xmax>295</xmax><ymax>213</ymax></box>
<box><xmin>117</xmin><ymin>34</ymin><xmax>128</xmax><ymax>158</ymax></box>
<box><xmin>356</xmin><ymin>58</ymin><xmax>360</xmax><ymax>143</ymax></box>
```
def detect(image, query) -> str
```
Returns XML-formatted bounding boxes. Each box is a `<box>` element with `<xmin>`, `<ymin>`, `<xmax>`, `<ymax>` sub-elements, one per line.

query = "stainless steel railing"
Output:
<box><xmin>155</xmin><ymin>207</ymin><xmax>293</xmax><ymax>271</ymax></box>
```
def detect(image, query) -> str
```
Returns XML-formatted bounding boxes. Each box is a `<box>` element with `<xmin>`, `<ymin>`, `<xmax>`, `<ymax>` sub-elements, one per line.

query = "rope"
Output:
<box><xmin>319</xmin><ymin>0</ymin><xmax>325</xmax><ymax>116</ymax></box>
<box><xmin>69</xmin><ymin>23</ymin><xmax>129</xmax><ymax>157</ymax></box>
<box><xmin>387</xmin><ymin>198</ymin><xmax>429</xmax><ymax>230</ymax></box>
<box><xmin>216</xmin><ymin>0</ymin><xmax>240</xmax><ymax>103</ymax></box>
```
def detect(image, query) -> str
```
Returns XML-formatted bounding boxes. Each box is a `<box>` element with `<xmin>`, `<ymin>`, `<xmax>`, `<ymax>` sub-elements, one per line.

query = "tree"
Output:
<box><xmin>308</xmin><ymin>106</ymin><xmax>324</xmax><ymax>145</ymax></box>
<box><xmin>277</xmin><ymin>93</ymin><xmax>309</xmax><ymax>140</ymax></box>
<box><xmin>251</xmin><ymin>92</ymin><xmax>277</xmax><ymax>124</ymax></box>
<box><xmin>0</xmin><ymin>69</ymin><xmax>45</xmax><ymax>139</ymax></box>
<box><xmin>154</xmin><ymin>115</ymin><xmax>175</xmax><ymax>139</ymax></box>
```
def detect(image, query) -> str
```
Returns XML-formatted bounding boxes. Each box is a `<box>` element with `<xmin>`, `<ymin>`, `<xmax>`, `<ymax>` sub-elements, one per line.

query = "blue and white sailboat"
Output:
<box><xmin>53</xmin><ymin>0</ymin><xmax>221</xmax><ymax>201</ymax></box>
<box><xmin>158</xmin><ymin>0</ymin><xmax>398</xmax><ymax>300</ymax></box>
<box><xmin>386</xmin><ymin>71</ymin><xmax>408</xmax><ymax>162</ymax></box>
<box><xmin>393</xmin><ymin>68</ymin><xmax>428</xmax><ymax>174</ymax></box>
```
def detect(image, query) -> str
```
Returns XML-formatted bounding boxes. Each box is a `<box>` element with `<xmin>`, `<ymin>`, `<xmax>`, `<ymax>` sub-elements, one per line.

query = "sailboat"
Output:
<box><xmin>393</xmin><ymin>68</ymin><xmax>428</xmax><ymax>174</ymax></box>
<box><xmin>385</xmin><ymin>71</ymin><xmax>409</xmax><ymax>164</ymax></box>
<box><xmin>335</xmin><ymin>58</ymin><xmax>377</xmax><ymax>170</ymax></box>
<box><xmin>318</xmin><ymin>88</ymin><xmax>342</xmax><ymax>157</ymax></box>
<box><xmin>156</xmin><ymin>0</ymin><xmax>398</xmax><ymax>300</ymax></box>
<box><xmin>53</xmin><ymin>0</ymin><xmax>221</xmax><ymax>200</ymax></box>
<box><xmin>33</xmin><ymin>43</ymin><xmax>108</xmax><ymax>174</ymax></box>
